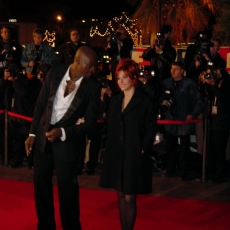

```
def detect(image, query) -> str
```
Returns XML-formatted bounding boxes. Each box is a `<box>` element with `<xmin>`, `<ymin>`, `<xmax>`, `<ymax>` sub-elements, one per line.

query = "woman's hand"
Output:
<box><xmin>76</xmin><ymin>117</ymin><xmax>85</xmax><ymax>125</ymax></box>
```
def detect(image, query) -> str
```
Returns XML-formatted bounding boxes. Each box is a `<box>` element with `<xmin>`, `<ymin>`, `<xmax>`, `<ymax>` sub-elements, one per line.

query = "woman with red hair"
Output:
<box><xmin>100</xmin><ymin>58</ymin><xmax>157</xmax><ymax>230</ymax></box>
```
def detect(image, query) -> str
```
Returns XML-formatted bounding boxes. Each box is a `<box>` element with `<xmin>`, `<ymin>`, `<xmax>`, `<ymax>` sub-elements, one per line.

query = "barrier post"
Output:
<box><xmin>202</xmin><ymin>117</ymin><xmax>208</xmax><ymax>181</ymax></box>
<box><xmin>4</xmin><ymin>109</ymin><xmax>8</xmax><ymax>166</ymax></box>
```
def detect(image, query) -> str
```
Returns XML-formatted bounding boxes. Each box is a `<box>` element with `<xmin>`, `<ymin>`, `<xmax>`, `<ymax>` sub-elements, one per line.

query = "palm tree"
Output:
<box><xmin>127</xmin><ymin>0</ymin><xmax>220</xmax><ymax>45</ymax></box>
<box><xmin>213</xmin><ymin>3</ymin><xmax>230</xmax><ymax>45</ymax></box>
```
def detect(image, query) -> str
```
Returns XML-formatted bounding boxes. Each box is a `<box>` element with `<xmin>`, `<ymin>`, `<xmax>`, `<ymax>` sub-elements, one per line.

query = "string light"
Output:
<box><xmin>89</xmin><ymin>12</ymin><xmax>142</xmax><ymax>46</ymax></box>
<box><xmin>43</xmin><ymin>30</ymin><xmax>56</xmax><ymax>47</ymax></box>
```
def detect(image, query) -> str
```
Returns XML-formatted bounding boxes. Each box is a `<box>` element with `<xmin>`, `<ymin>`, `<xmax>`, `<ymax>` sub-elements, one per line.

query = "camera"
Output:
<box><xmin>2</xmin><ymin>50</ymin><xmax>11</xmax><ymax>59</ymax></box>
<box><xmin>160</xmin><ymin>89</ymin><xmax>176</xmax><ymax>113</ymax></box>
<box><xmin>155</xmin><ymin>32</ymin><xmax>164</xmax><ymax>47</ymax></box>
<box><xmin>139</xmin><ymin>68</ymin><xmax>155</xmax><ymax>78</ymax></box>
<box><xmin>31</xmin><ymin>50</ymin><xmax>43</xmax><ymax>74</ymax></box>
<box><xmin>195</xmin><ymin>34</ymin><xmax>214</xmax><ymax>55</ymax></box>
<box><xmin>110</xmin><ymin>32</ymin><xmax>122</xmax><ymax>44</ymax></box>
<box><xmin>204</xmin><ymin>62</ymin><xmax>217</xmax><ymax>80</ymax></box>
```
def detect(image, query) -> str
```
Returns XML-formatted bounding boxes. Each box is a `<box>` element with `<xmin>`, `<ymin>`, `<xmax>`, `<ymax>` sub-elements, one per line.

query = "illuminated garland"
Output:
<box><xmin>90</xmin><ymin>12</ymin><xmax>142</xmax><ymax>46</ymax></box>
<box><xmin>43</xmin><ymin>30</ymin><xmax>56</xmax><ymax>47</ymax></box>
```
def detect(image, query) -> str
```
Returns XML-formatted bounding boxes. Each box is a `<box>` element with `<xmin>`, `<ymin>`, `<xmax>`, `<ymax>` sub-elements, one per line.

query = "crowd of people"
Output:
<box><xmin>0</xmin><ymin>23</ymin><xmax>230</xmax><ymax>230</ymax></box>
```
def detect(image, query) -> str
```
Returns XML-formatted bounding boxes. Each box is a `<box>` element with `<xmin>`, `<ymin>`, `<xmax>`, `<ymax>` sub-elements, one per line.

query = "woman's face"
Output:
<box><xmin>117</xmin><ymin>70</ymin><xmax>135</xmax><ymax>91</ymax></box>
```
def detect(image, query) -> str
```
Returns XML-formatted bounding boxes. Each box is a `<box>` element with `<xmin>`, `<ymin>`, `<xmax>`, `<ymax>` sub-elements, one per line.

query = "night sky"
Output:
<box><xmin>6</xmin><ymin>0</ymin><xmax>132</xmax><ymax>23</ymax></box>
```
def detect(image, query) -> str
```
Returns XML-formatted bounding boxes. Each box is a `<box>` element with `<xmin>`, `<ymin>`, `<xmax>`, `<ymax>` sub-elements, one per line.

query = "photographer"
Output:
<box><xmin>57</xmin><ymin>28</ymin><xmax>85</xmax><ymax>66</ymax></box>
<box><xmin>21</xmin><ymin>28</ymin><xmax>56</xmax><ymax>76</ymax></box>
<box><xmin>0</xmin><ymin>26</ymin><xmax>22</xmax><ymax>78</ymax></box>
<box><xmin>160</xmin><ymin>62</ymin><xmax>206</xmax><ymax>180</ymax></box>
<box><xmin>200</xmin><ymin>67</ymin><xmax>230</xmax><ymax>183</ymax></box>
<box><xmin>107</xmin><ymin>27</ymin><xmax>133</xmax><ymax>94</ymax></box>
<box><xmin>188</xmin><ymin>37</ymin><xmax>226</xmax><ymax>84</ymax></box>
<box><xmin>142</xmin><ymin>24</ymin><xmax>176</xmax><ymax>83</ymax></box>
<box><xmin>0</xmin><ymin>64</ymin><xmax>42</xmax><ymax>167</ymax></box>
<box><xmin>138</xmin><ymin>68</ymin><xmax>162</xmax><ymax>111</ymax></box>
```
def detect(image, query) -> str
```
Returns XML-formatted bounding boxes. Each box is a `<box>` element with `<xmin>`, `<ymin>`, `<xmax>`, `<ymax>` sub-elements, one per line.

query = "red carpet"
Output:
<box><xmin>0</xmin><ymin>178</ymin><xmax>230</xmax><ymax>230</ymax></box>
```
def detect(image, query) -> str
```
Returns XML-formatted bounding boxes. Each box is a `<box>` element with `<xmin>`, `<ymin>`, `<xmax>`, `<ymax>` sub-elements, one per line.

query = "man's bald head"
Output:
<box><xmin>71</xmin><ymin>46</ymin><xmax>98</xmax><ymax>79</ymax></box>
<box><xmin>75</xmin><ymin>46</ymin><xmax>98</xmax><ymax>67</ymax></box>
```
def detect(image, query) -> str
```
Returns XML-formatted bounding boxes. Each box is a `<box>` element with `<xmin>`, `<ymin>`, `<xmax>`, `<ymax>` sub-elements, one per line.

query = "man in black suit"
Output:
<box><xmin>57</xmin><ymin>28</ymin><xmax>85</xmax><ymax>66</ymax></box>
<box><xmin>25</xmin><ymin>46</ymin><xmax>101</xmax><ymax>230</ymax></box>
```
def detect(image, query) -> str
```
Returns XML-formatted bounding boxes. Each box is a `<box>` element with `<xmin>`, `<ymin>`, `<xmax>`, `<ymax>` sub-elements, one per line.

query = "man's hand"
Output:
<box><xmin>185</xmin><ymin>114</ymin><xmax>193</xmax><ymax>122</ymax></box>
<box><xmin>202</xmin><ymin>53</ymin><xmax>210</xmax><ymax>61</ymax></box>
<box><xmin>161</xmin><ymin>100</ymin><xmax>169</xmax><ymax>106</ymax></box>
<box><xmin>45</xmin><ymin>128</ymin><xmax>62</xmax><ymax>142</ymax></box>
<box><xmin>25</xmin><ymin>136</ymin><xmax>35</xmax><ymax>156</ymax></box>
<box><xmin>155</xmin><ymin>44</ymin><xmax>163</xmax><ymax>54</ymax></box>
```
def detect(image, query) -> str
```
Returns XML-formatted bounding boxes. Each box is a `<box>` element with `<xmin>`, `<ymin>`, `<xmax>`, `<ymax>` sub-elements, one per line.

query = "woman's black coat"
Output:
<box><xmin>100</xmin><ymin>88</ymin><xmax>157</xmax><ymax>194</ymax></box>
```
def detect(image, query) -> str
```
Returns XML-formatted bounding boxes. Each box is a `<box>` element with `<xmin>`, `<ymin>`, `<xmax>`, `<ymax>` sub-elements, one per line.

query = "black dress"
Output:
<box><xmin>100</xmin><ymin>88</ymin><xmax>157</xmax><ymax>194</ymax></box>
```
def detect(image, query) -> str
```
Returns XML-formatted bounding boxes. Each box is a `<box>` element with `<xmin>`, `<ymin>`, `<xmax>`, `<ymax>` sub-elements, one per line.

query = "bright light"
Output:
<box><xmin>57</xmin><ymin>15</ymin><xmax>62</xmax><ymax>21</ymax></box>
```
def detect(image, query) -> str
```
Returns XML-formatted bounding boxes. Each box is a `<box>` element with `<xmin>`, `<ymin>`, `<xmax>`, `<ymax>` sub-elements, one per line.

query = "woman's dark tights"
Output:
<box><xmin>118</xmin><ymin>192</ymin><xmax>137</xmax><ymax>230</ymax></box>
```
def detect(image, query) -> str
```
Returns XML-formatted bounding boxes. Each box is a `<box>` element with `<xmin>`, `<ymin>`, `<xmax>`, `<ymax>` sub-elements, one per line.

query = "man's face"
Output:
<box><xmin>33</xmin><ymin>33</ymin><xmax>43</xmax><ymax>45</ymax></box>
<box><xmin>74</xmin><ymin>53</ymin><xmax>95</xmax><ymax>78</ymax></box>
<box><xmin>164</xmin><ymin>31</ymin><xmax>171</xmax><ymax>39</ymax></box>
<box><xmin>1</xmin><ymin>28</ymin><xmax>10</xmax><ymax>42</ymax></box>
<box><xmin>70</xmin><ymin>30</ymin><xmax>80</xmax><ymax>44</ymax></box>
<box><xmin>171</xmin><ymin>65</ymin><xmax>184</xmax><ymax>81</ymax></box>
<box><xmin>210</xmin><ymin>40</ymin><xmax>220</xmax><ymax>55</ymax></box>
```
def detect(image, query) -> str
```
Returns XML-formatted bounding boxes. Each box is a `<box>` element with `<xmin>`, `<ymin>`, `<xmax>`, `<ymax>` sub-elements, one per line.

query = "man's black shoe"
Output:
<box><xmin>10</xmin><ymin>162</ymin><xmax>23</xmax><ymax>168</ymax></box>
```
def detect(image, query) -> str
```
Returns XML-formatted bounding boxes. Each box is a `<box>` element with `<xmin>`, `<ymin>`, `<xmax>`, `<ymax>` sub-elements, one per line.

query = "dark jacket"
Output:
<box><xmin>142</xmin><ymin>40</ymin><xmax>176</xmax><ymax>82</ymax></box>
<box><xmin>57</xmin><ymin>41</ymin><xmax>84</xmax><ymax>66</ymax></box>
<box><xmin>160</xmin><ymin>77</ymin><xmax>206</xmax><ymax>136</ymax></box>
<box><xmin>30</xmin><ymin>63</ymin><xmax>101</xmax><ymax>159</ymax></box>
<box><xmin>100</xmin><ymin>88</ymin><xmax>157</xmax><ymax>194</ymax></box>
<box><xmin>188</xmin><ymin>52</ymin><xmax>226</xmax><ymax>83</ymax></box>
<box><xmin>207</xmin><ymin>75</ymin><xmax>230</xmax><ymax>130</ymax></box>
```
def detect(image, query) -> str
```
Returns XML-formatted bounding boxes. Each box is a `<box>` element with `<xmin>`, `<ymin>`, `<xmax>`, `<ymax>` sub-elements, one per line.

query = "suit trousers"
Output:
<box><xmin>165</xmin><ymin>132</ymin><xmax>190</xmax><ymax>175</ymax></box>
<box><xmin>33</xmin><ymin>142</ymin><xmax>82</xmax><ymax>230</ymax></box>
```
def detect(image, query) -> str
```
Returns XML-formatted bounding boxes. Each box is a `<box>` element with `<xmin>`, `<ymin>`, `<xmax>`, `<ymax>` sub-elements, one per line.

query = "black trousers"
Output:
<box><xmin>86</xmin><ymin>123</ymin><xmax>105</xmax><ymax>171</ymax></box>
<box><xmin>165</xmin><ymin>132</ymin><xmax>190</xmax><ymax>175</ymax></box>
<box><xmin>207</xmin><ymin>129</ymin><xmax>229</xmax><ymax>180</ymax></box>
<box><xmin>33</xmin><ymin>143</ymin><xmax>81</xmax><ymax>230</ymax></box>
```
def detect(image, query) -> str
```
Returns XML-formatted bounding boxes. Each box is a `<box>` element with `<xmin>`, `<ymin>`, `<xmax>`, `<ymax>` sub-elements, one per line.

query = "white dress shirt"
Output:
<box><xmin>30</xmin><ymin>66</ymin><xmax>83</xmax><ymax>141</ymax></box>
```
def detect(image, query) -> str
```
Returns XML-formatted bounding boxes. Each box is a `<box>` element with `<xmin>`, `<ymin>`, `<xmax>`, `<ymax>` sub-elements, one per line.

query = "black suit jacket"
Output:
<box><xmin>57</xmin><ymin>42</ymin><xmax>84</xmax><ymax>66</ymax></box>
<box><xmin>30</xmin><ymin>63</ymin><xmax>101</xmax><ymax>160</ymax></box>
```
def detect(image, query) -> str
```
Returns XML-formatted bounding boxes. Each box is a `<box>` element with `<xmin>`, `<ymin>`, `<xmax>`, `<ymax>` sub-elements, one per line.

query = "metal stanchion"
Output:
<box><xmin>4</xmin><ymin>109</ymin><xmax>8</xmax><ymax>166</ymax></box>
<box><xmin>202</xmin><ymin>117</ymin><xmax>208</xmax><ymax>181</ymax></box>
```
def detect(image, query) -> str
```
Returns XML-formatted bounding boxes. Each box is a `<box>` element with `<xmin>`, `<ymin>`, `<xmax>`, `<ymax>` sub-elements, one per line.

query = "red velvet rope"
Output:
<box><xmin>0</xmin><ymin>111</ymin><xmax>203</xmax><ymax>125</ymax></box>
<box><xmin>7</xmin><ymin>111</ymin><xmax>33</xmax><ymax>122</ymax></box>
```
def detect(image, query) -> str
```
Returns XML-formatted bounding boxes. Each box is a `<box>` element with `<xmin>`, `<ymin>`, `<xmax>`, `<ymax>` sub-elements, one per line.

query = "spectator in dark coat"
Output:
<box><xmin>160</xmin><ymin>62</ymin><xmax>206</xmax><ymax>180</ymax></box>
<box><xmin>200</xmin><ymin>68</ymin><xmax>230</xmax><ymax>183</ymax></box>
<box><xmin>57</xmin><ymin>28</ymin><xmax>85</xmax><ymax>66</ymax></box>
<box><xmin>99</xmin><ymin>59</ymin><xmax>157</xmax><ymax>230</ymax></box>
<box><xmin>142</xmin><ymin>24</ymin><xmax>176</xmax><ymax>83</ymax></box>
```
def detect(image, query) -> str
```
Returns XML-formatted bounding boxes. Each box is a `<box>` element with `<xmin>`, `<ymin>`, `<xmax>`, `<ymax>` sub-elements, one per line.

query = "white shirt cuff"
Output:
<box><xmin>29</xmin><ymin>134</ymin><xmax>36</xmax><ymax>137</ymax></box>
<box><xmin>60</xmin><ymin>127</ymin><xmax>66</xmax><ymax>141</ymax></box>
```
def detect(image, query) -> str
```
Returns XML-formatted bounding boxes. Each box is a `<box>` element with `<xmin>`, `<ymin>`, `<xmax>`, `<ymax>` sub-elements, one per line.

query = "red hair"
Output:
<box><xmin>115</xmin><ymin>58</ymin><xmax>140</xmax><ymax>87</ymax></box>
